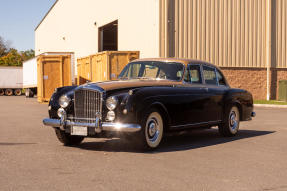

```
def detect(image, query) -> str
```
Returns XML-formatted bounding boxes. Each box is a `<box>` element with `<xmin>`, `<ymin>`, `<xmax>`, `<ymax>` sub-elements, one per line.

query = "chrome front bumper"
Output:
<box><xmin>43</xmin><ymin>118</ymin><xmax>141</xmax><ymax>133</ymax></box>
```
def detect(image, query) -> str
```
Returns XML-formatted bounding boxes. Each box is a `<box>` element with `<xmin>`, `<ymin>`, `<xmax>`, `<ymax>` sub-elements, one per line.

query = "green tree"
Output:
<box><xmin>20</xmin><ymin>49</ymin><xmax>35</xmax><ymax>61</ymax></box>
<box><xmin>0</xmin><ymin>36</ymin><xmax>9</xmax><ymax>57</ymax></box>
<box><xmin>0</xmin><ymin>36</ymin><xmax>35</xmax><ymax>66</ymax></box>
<box><xmin>0</xmin><ymin>49</ymin><xmax>22</xmax><ymax>66</ymax></box>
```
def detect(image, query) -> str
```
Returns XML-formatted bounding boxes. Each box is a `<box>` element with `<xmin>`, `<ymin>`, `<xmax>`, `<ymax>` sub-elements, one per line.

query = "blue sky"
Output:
<box><xmin>0</xmin><ymin>0</ymin><xmax>56</xmax><ymax>51</ymax></box>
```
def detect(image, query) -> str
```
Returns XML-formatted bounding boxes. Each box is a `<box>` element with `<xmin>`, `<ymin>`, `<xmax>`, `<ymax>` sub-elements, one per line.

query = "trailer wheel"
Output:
<box><xmin>0</xmin><ymin>89</ymin><xmax>4</xmax><ymax>96</ymax></box>
<box><xmin>14</xmin><ymin>89</ymin><xmax>22</xmax><ymax>96</ymax></box>
<box><xmin>25</xmin><ymin>89</ymin><xmax>34</xmax><ymax>98</ymax></box>
<box><xmin>5</xmin><ymin>89</ymin><xmax>13</xmax><ymax>96</ymax></box>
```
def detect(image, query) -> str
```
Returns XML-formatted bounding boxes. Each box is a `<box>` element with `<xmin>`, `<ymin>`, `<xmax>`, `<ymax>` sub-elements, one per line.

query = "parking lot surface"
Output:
<box><xmin>0</xmin><ymin>97</ymin><xmax>287</xmax><ymax>191</ymax></box>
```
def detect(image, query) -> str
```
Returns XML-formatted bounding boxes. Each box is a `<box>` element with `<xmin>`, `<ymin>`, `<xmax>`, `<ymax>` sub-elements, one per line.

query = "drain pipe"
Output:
<box><xmin>266</xmin><ymin>0</ymin><xmax>271</xmax><ymax>100</ymax></box>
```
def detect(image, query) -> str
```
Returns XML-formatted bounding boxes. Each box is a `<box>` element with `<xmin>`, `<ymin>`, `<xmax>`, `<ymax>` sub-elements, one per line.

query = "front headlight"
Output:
<box><xmin>59</xmin><ymin>95</ymin><xmax>71</xmax><ymax>108</ymax></box>
<box><xmin>106</xmin><ymin>96</ymin><xmax>118</xmax><ymax>110</ymax></box>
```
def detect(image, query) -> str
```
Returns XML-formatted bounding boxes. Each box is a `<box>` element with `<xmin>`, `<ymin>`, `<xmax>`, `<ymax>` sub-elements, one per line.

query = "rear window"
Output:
<box><xmin>203</xmin><ymin>66</ymin><xmax>217</xmax><ymax>85</ymax></box>
<box><xmin>216</xmin><ymin>69</ymin><xmax>226</xmax><ymax>86</ymax></box>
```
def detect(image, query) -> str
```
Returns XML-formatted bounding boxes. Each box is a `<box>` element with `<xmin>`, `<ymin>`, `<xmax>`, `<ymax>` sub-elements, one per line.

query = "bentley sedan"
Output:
<box><xmin>43</xmin><ymin>58</ymin><xmax>255</xmax><ymax>150</ymax></box>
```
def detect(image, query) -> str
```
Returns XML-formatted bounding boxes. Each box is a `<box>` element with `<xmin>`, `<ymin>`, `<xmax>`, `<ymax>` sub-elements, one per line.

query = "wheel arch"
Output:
<box><xmin>138</xmin><ymin>101</ymin><xmax>171</xmax><ymax>131</ymax></box>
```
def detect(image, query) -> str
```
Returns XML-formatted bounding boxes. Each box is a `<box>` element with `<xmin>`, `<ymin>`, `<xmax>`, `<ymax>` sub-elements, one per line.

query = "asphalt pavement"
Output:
<box><xmin>0</xmin><ymin>96</ymin><xmax>286</xmax><ymax>191</ymax></box>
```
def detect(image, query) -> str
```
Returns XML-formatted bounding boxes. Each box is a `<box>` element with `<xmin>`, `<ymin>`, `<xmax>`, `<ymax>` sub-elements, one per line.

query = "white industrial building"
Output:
<box><xmin>35</xmin><ymin>0</ymin><xmax>160</xmax><ymax>60</ymax></box>
<box><xmin>35</xmin><ymin>0</ymin><xmax>287</xmax><ymax>100</ymax></box>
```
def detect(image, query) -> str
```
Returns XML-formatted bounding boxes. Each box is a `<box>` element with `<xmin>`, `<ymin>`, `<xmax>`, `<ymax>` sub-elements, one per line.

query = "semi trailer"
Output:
<box><xmin>0</xmin><ymin>66</ymin><xmax>23</xmax><ymax>96</ymax></box>
<box><xmin>23</xmin><ymin>57</ymin><xmax>37</xmax><ymax>97</ymax></box>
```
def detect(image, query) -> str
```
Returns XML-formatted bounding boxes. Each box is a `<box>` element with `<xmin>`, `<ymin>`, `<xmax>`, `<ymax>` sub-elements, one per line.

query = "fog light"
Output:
<box><xmin>107</xmin><ymin>111</ymin><xmax>115</xmax><ymax>121</ymax></box>
<box><xmin>57</xmin><ymin>108</ymin><xmax>66</xmax><ymax>118</ymax></box>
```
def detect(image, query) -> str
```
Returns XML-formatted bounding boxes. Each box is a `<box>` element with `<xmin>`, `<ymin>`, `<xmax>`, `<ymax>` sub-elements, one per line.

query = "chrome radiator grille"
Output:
<box><xmin>74</xmin><ymin>89</ymin><xmax>102</xmax><ymax>123</ymax></box>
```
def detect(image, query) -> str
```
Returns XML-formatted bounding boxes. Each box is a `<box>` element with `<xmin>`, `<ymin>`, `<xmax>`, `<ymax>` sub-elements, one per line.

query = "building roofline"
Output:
<box><xmin>35</xmin><ymin>0</ymin><xmax>59</xmax><ymax>31</ymax></box>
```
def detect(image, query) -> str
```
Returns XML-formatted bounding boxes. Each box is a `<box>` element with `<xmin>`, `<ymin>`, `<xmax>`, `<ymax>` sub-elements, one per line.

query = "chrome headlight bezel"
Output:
<box><xmin>58</xmin><ymin>95</ymin><xmax>71</xmax><ymax>108</ymax></box>
<box><xmin>106</xmin><ymin>96</ymin><xmax>118</xmax><ymax>111</ymax></box>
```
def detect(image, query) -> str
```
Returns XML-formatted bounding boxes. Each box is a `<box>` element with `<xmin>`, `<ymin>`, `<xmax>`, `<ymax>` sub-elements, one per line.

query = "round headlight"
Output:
<box><xmin>106</xmin><ymin>96</ymin><xmax>118</xmax><ymax>110</ymax></box>
<box><xmin>59</xmin><ymin>95</ymin><xmax>71</xmax><ymax>108</ymax></box>
<box><xmin>106</xmin><ymin>111</ymin><xmax>116</xmax><ymax>121</ymax></box>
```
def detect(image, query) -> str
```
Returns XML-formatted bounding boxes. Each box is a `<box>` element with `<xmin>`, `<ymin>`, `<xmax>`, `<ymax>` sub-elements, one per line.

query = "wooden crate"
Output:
<box><xmin>77</xmin><ymin>56</ymin><xmax>92</xmax><ymax>85</ymax></box>
<box><xmin>37</xmin><ymin>55</ymin><xmax>72</xmax><ymax>102</ymax></box>
<box><xmin>77</xmin><ymin>51</ymin><xmax>139</xmax><ymax>85</ymax></box>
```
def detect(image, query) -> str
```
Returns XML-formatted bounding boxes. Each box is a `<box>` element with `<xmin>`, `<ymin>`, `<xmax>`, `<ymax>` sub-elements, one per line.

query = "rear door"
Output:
<box><xmin>202</xmin><ymin>65</ymin><xmax>228</xmax><ymax>122</ymax></box>
<box><xmin>168</xmin><ymin>64</ymin><xmax>209</xmax><ymax>127</ymax></box>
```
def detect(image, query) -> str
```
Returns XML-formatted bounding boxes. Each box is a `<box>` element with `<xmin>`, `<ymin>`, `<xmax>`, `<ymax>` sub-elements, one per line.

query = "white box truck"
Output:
<box><xmin>23</xmin><ymin>57</ymin><xmax>37</xmax><ymax>97</ymax></box>
<box><xmin>0</xmin><ymin>66</ymin><xmax>23</xmax><ymax>96</ymax></box>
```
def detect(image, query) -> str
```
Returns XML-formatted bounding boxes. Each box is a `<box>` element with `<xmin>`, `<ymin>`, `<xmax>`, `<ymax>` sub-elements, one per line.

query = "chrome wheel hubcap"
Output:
<box><xmin>147</xmin><ymin>118</ymin><xmax>159</xmax><ymax>142</ymax></box>
<box><xmin>229</xmin><ymin>107</ymin><xmax>239</xmax><ymax>132</ymax></box>
<box><xmin>145</xmin><ymin>112</ymin><xmax>163</xmax><ymax>148</ymax></box>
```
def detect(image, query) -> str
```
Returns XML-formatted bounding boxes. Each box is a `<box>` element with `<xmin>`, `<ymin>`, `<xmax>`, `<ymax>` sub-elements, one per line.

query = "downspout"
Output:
<box><xmin>266</xmin><ymin>0</ymin><xmax>271</xmax><ymax>100</ymax></box>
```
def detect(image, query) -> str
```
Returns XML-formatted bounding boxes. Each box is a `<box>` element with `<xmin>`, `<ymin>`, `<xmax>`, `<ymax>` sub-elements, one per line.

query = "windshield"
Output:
<box><xmin>118</xmin><ymin>61</ymin><xmax>185</xmax><ymax>81</ymax></box>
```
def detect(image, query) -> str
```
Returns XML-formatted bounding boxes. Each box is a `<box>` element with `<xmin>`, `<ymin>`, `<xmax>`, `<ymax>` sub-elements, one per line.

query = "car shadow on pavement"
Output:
<box><xmin>77</xmin><ymin>129</ymin><xmax>275</xmax><ymax>153</ymax></box>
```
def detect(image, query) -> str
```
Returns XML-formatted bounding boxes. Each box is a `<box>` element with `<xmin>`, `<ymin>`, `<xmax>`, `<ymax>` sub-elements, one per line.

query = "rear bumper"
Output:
<box><xmin>43</xmin><ymin>118</ymin><xmax>141</xmax><ymax>133</ymax></box>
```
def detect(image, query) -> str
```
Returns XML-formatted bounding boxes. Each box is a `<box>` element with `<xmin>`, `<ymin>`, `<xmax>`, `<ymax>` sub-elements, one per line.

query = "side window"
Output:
<box><xmin>184</xmin><ymin>64</ymin><xmax>202</xmax><ymax>84</ymax></box>
<box><xmin>216</xmin><ymin>69</ymin><xmax>226</xmax><ymax>86</ymax></box>
<box><xmin>203</xmin><ymin>65</ymin><xmax>217</xmax><ymax>85</ymax></box>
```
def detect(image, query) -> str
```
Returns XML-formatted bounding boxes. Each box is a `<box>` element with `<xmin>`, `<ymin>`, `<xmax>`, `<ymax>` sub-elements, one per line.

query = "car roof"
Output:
<box><xmin>130</xmin><ymin>58</ymin><xmax>218</xmax><ymax>68</ymax></box>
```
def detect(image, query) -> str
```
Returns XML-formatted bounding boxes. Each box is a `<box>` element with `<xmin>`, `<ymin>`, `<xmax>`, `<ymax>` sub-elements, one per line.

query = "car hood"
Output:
<box><xmin>80</xmin><ymin>79</ymin><xmax>182</xmax><ymax>91</ymax></box>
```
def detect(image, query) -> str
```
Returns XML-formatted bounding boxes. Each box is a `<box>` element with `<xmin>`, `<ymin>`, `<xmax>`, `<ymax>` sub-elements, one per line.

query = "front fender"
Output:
<box><xmin>48</xmin><ymin>86</ymin><xmax>77</xmax><ymax>118</ymax></box>
<box><xmin>133</xmin><ymin>96</ymin><xmax>171</xmax><ymax>129</ymax></box>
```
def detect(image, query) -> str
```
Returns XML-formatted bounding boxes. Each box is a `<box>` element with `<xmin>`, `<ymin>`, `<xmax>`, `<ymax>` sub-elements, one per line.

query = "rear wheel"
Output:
<box><xmin>14</xmin><ymin>89</ymin><xmax>22</xmax><ymax>96</ymax></box>
<box><xmin>218</xmin><ymin>106</ymin><xmax>240</xmax><ymax>137</ymax></box>
<box><xmin>0</xmin><ymin>89</ymin><xmax>4</xmax><ymax>96</ymax></box>
<box><xmin>5</xmin><ymin>89</ymin><xmax>13</xmax><ymax>96</ymax></box>
<box><xmin>55</xmin><ymin>128</ymin><xmax>84</xmax><ymax>146</ymax></box>
<box><xmin>135</xmin><ymin>109</ymin><xmax>164</xmax><ymax>150</ymax></box>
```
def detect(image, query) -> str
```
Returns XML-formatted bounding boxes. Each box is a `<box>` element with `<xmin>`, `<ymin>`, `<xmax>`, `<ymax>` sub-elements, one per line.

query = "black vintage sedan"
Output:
<box><xmin>43</xmin><ymin>58</ymin><xmax>255</xmax><ymax>150</ymax></box>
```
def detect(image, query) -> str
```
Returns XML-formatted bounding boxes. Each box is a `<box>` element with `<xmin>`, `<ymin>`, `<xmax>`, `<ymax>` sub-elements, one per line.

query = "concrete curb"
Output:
<box><xmin>254</xmin><ymin>104</ymin><xmax>287</xmax><ymax>108</ymax></box>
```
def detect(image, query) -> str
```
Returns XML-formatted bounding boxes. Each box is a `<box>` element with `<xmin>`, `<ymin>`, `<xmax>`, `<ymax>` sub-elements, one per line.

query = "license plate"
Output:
<box><xmin>71</xmin><ymin>126</ymin><xmax>88</xmax><ymax>136</ymax></box>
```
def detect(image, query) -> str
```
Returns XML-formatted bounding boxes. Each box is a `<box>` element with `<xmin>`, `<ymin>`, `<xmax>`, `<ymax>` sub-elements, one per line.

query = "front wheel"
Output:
<box><xmin>218</xmin><ymin>106</ymin><xmax>240</xmax><ymax>137</ymax></box>
<box><xmin>135</xmin><ymin>109</ymin><xmax>164</xmax><ymax>150</ymax></box>
<box><xmin>55</xmin><ymin>128</ymin><xmax>84</xmax><ymax>146</ymax></box>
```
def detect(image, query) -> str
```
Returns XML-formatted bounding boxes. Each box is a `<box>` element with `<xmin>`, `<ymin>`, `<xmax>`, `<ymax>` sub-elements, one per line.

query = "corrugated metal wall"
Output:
<box><xmin>276</xmin><ymin>0</ymin><xmax>287</xmax><ymax>68</ymax></box>
<box><xmin>160</xmin><ymin>0</ymin><xmax>287</xmax><ymax>68</ymax></box>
